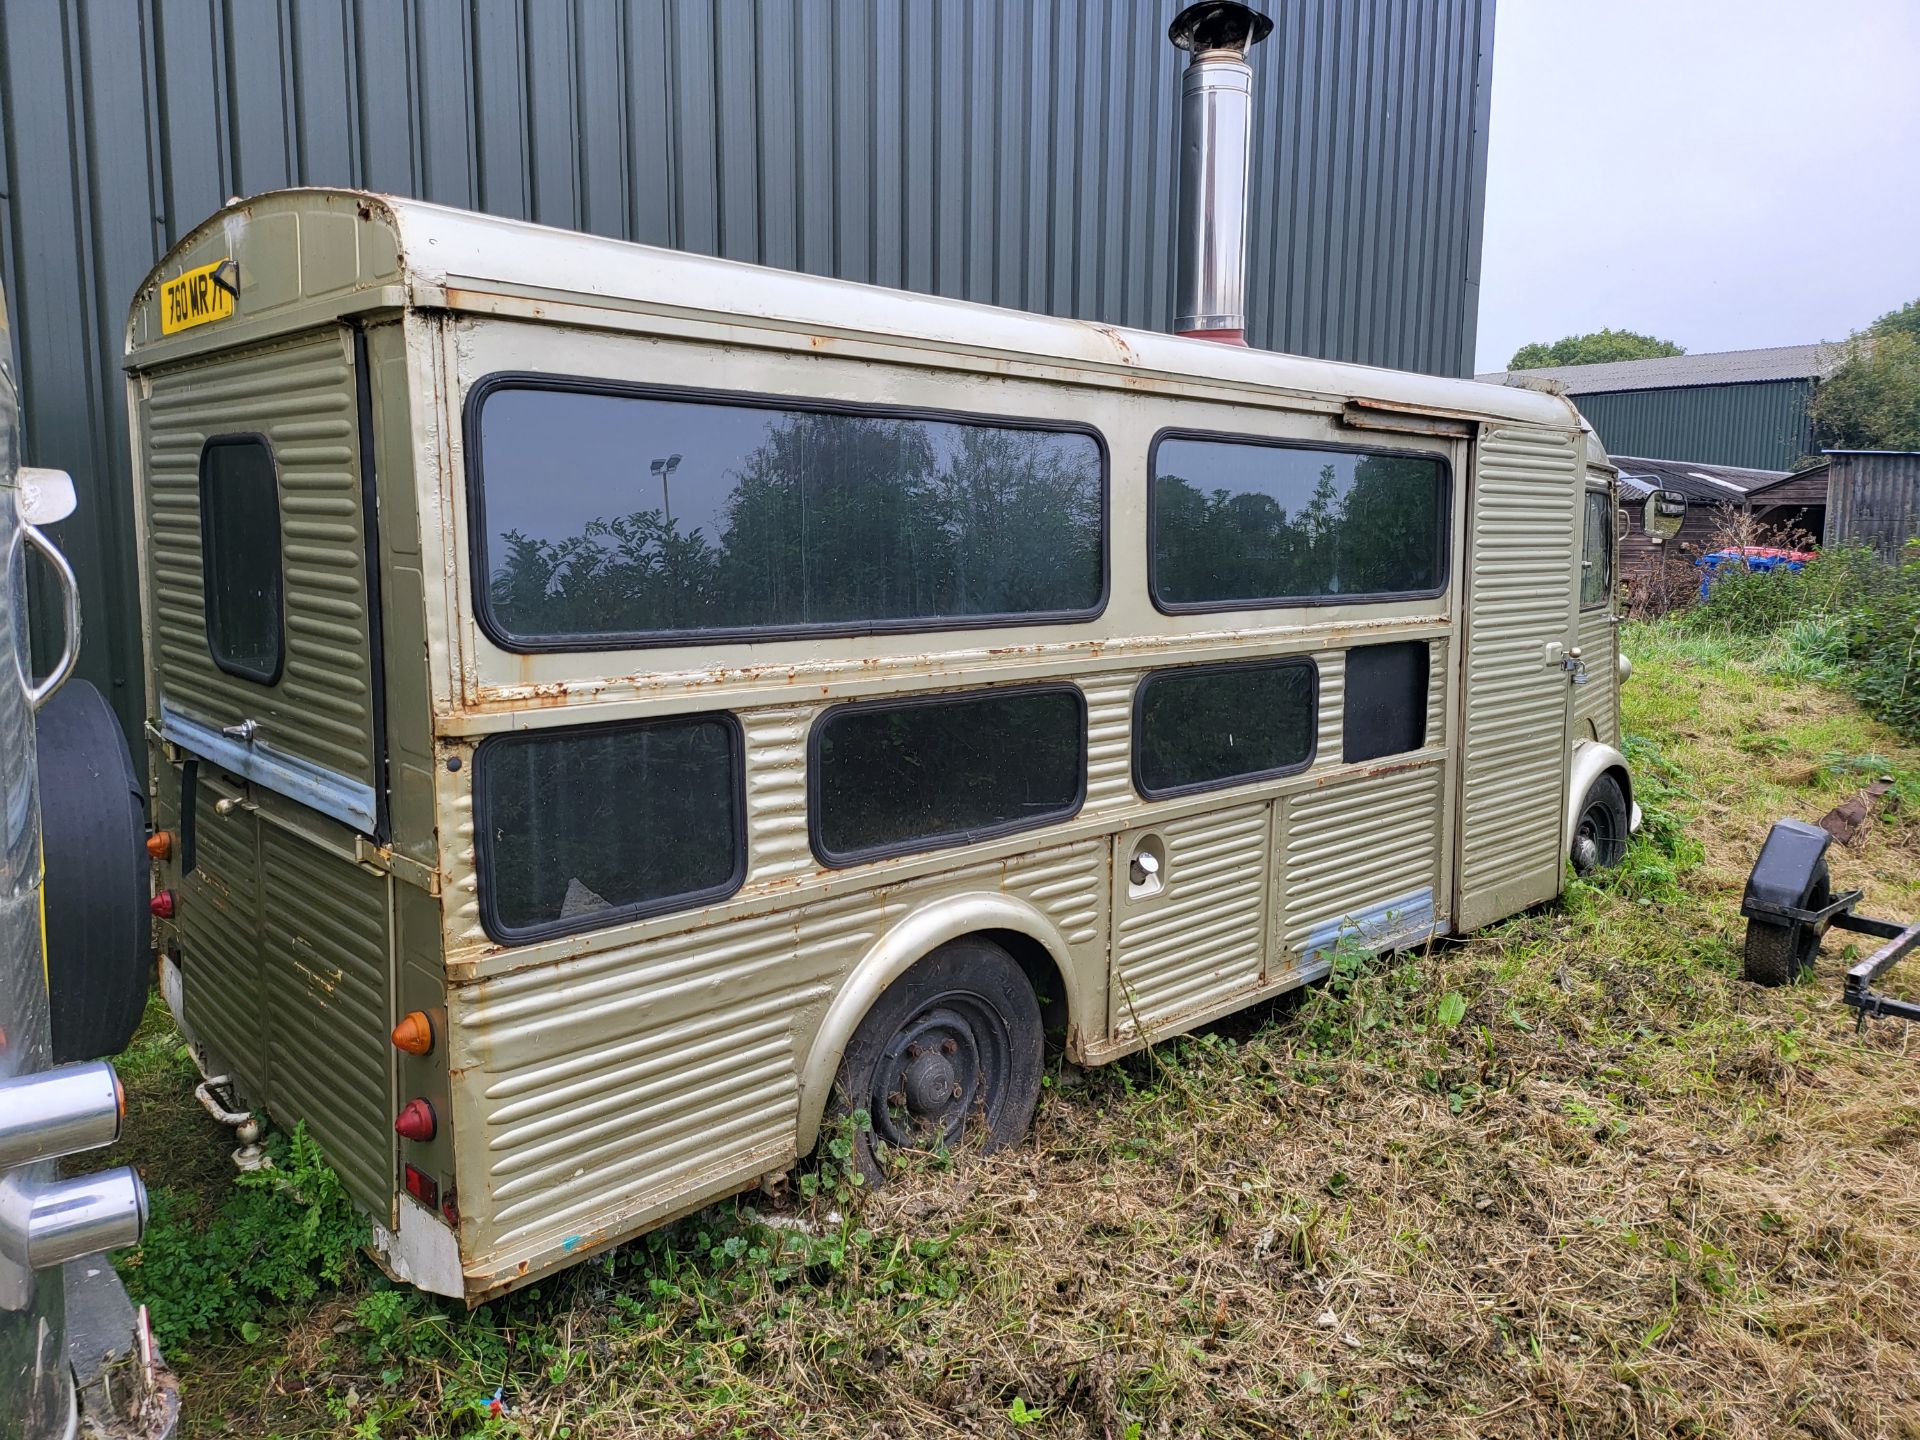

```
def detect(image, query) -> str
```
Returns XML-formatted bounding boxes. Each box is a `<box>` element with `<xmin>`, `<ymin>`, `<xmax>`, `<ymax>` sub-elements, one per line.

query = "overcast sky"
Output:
<box><xmin>1474</xmin><ymin>0</ymin><xmax>1920</xmax><ymax>374</ymax></box>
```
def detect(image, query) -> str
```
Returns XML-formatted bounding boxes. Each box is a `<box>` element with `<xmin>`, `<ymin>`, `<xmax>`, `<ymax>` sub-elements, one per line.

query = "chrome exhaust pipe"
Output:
<box><xmin>1169</xmin><ymin>1</ymin><xmax>1273</xmax><ymax>346</ymax></box>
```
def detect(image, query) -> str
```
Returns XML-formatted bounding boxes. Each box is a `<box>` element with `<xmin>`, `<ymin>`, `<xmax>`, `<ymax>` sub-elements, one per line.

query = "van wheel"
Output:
<box><xmin>829</xmin><ymin>937</ymin><xmax>1043</xmax><ymax>1183</ymax></box>
<box><xmin>1571</xmin><ymin>773</ymin><xmax>1630</xmax><ymax>875</ymax></box>
<box><xmin>37</xmin><ymin>680</ymin><xmax>151</xmax><ymax>1062</ymax></box>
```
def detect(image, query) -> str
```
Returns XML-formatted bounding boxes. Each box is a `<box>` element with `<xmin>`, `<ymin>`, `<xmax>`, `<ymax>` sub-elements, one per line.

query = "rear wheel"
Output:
<box><xmin>1571</xmin><ymin>773</ymin><xmax>1630</xmax><ymax>876</ymax></box>
<box><xmin>829</xmin><ymin>937</ymin><xmax>1044</xmax><ymax>1183</ymax></box>
<box><xmin>1742</xmin><ymin>864</ymin><xmax>1830</xmax><ymax>987</ymax></box>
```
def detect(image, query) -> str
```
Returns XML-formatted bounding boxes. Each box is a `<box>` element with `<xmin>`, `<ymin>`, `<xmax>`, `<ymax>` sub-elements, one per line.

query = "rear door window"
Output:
<box><xmin>199</xmin><ymin>435</ymin><xmax>284</xmax><ymax>684</ymax></box>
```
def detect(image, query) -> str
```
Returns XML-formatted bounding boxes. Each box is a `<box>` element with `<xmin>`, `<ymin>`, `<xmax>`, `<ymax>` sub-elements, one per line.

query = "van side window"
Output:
<box><xmin>469</xmin><ymin>379</ymin><xmax>1107</xmax><ymax>649</ymax></box>
<box><xmin>1581</xmin><ymin>490</ymin><xmax>1614</xmax><ymax>608</ymax></box>
<box><xmin>1342</xmin><ymin>641</ymin><xmax>1430</xmax><ymax>764</ymax></box>
<box><xmin>198</xmin><ymin>434</ymin><xmax>284</xmax><ymax>684</ymax></box>
<box><xmin>810</xmin><ymin>686</ymin><xmax>1085</xmax><ymax>866</ymax></box>
<box><xmin>1150</xmin><ymin>433</ymin><xmax>1448</xmax><ymax>610</ymax></box>
<box><xmin>475</xmin><ymin>714</ymin><xmax>745</xmax><ymax>942</ymax></box>
<box><xmin>1133</xmin><ymin>658</ymin><xmax>1317</xmax><ymax>798</ymax></box>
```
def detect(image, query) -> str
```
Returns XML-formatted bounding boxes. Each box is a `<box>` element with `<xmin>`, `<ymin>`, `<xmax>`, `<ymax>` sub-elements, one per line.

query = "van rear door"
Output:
<box><xmin>139</xmin><ymin>324</ymin><xmax>383</xmax><ymax>835</ymax></box>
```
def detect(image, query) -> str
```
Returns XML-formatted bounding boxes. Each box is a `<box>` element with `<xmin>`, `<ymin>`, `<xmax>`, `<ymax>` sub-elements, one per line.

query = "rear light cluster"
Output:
<box><xmin>394</xmin><ymin>1098</ymin><xmax>436</xmax><ymax>1141</ymax></box>
<box><xmin>146</xmin><ymin>829</ymin><xmax>173</xmax><ymax>860</ymax></box>
<box><xmin>148</xmin><ymin>891</ymin><xmax>174</xmax><ymax>919</ymax></box>
<box><xmin>391</xmin><ymin>1012</ymin><xmax>439</xmax><ymax>1142</ymax></box>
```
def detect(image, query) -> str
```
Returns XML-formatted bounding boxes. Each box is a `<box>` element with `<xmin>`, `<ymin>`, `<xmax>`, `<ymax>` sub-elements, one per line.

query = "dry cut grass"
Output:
<box><xmin>132</xmin><ymin>624</ymin><xmax>1920</xmax><ymax>1439</ymax></box>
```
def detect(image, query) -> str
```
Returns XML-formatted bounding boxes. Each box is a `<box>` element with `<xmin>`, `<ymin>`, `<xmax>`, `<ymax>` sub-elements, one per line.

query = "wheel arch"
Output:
<box><xmin>793</xmin><ymin>890</ymin><xmax>1085</xmax><ymax>1155</ymax></box>
<box><xmin>1566</xmin><ymin>740</ymin><xmax>1635</xmax><ymax>860</ymax></box>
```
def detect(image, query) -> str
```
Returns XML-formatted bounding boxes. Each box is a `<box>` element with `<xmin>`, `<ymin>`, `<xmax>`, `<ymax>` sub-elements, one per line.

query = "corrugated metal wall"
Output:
<box><xmin>0</xmin><ymin>0</ymin><xmax>1496</xmax><ymax>740</ymax></box>
<box><xmin>1828</xmin><ymin>452</ymin><xmax>1920</xmax><ymax>561</ymax></box>
<box><xmin>1575</xmin><ymin>380</ymin><xmax>1815</xmax><ymax>473</ymax></box>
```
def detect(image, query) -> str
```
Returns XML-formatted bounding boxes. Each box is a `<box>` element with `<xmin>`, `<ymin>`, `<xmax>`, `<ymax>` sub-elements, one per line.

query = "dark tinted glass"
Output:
<box><xmin>199</xmin><ymin>436</ymin><xmax>283</xmax><ymax>683</ymax></box>
<box><xmin>474</xmin><ymin>383</ymin><xmax>1105</xmax><ymax>644</ymax></box>
<box><xmin>1152</xmin><ymin>437</ymin><xmax>1447</xmax><ymax>607</ymax></box>
<box><xmin>1342</xmin><ymin>641</ymin><xmax>1430</xmax><ymax>764</ymax></box>
<box><xmin>478</xmin><ymin>715</ymin><xmax>742</xmax><ymax>940</ymax></box>
<box><xmin>1135</xmin><ymin>660</ymin><xmax>1317</xmax><ymax>797</ymax></box>
<box><xmin>1581</xmin><ymin>491</ymin><xmax>1614</xmax><ymax>607</ymax></box>
<box><xmin>813</xmin><ymin>687</ymin><xmax>1084</xmax><ymax>864</ymax></box>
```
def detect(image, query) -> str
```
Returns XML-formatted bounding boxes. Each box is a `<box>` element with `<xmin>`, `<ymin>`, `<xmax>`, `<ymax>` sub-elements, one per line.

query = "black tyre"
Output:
<box><xmin>829</xmin><ymin>937</ymin><xmax>1044</xmax><ymax>1182</ymax></box>
<box><xmin>36</xmin><ymin>680</ymin><xmax>151</xmax><ymax>1061</ymax></box>
<box><xmin>1742</xmin><ymin>862</ymin><xmax>1829</xmax><ymax>987</ymax></box>
<box><xmin>1571</xmin><ymin>772</ymin><xmax>1630</xmax><ymax>876</ymax></box>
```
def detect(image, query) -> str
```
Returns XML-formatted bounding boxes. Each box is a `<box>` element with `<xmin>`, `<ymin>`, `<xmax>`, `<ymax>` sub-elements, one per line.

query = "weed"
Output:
<box><xmin>118</xmin><ymin>1122</ymin><xmax>366</xmax><ymax>1352</ymax></box>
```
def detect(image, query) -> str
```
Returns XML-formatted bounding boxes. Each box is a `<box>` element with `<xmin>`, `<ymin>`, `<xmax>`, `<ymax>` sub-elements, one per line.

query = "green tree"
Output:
<box><xmin>1865</xmin><ymin>297</ymin><xmax>1920</xmax><ymax>344</ymax></box>
<box><xmin>1808</xmin><ymin>301</ymin><xmax>1920</xmax><ymax>453</ymax></box>
<box><xmin>1507</xmin><ymin>329</ymin><xmax>1685</xmax><ymax>370</ymax></box>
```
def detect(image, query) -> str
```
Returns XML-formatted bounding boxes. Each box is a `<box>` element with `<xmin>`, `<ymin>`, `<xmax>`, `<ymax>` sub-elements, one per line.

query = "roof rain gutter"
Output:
<box><xmin>1169</xmin><ymin>1</ymin><xmax>1273</xmax><ymax>347</ymax></box>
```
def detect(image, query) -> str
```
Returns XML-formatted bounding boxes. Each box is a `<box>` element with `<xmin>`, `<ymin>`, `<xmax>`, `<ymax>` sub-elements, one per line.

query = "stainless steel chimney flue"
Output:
<box><xmin>1168</xmin><ymin>1</ymin><xmax>1273</xmax><ymax>346</ymax></box>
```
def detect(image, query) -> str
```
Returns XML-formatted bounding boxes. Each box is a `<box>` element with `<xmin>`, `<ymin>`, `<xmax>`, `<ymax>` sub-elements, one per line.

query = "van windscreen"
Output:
<box><xmin>470</xmin><ymin>380</ymin><xmax>1106</xmax><ymax>648</ymax></box>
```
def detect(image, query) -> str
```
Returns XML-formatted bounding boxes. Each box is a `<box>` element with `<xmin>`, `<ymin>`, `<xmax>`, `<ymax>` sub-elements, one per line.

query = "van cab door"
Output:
<box><xmin>1454</xmin><ymin>426</ymin><xmax>1582</xmax><ymax>930</ymax></box>
<box><xmin>138</xmin><ymin>324</ymin><xmax>384</xmax><ymax>836</ymax></box>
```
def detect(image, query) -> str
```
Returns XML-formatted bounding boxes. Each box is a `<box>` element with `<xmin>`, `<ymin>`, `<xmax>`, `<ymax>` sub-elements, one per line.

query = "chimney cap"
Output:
<box><xmin>1168</xmin><ymin>1</ymin><xmax>1273</xmax><ymax>56</ymax></box>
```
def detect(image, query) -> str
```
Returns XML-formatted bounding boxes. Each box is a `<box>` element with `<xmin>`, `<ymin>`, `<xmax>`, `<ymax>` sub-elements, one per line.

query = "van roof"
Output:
<box><xmin>130</xmin><ymin>188</ymin><xmax>1575</xmax><ymax>430</ymax></box>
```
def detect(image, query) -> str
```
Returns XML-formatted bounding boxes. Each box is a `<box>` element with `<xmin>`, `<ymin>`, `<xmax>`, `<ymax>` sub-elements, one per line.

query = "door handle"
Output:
<box><xmin>220</xmin><ymin>718</ymin><xmax>260</xmax><ymax>744</ymax></box>
<box><xmin>1561</xmin><ymin>647</ymin><xmax>1590</xmax><ymax>686</ymax></box>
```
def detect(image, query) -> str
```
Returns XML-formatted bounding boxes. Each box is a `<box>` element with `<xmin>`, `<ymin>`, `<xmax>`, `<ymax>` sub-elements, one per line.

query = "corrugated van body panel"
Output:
<box><xmin>1456</xmin><ymin>427</ymin><xmax>1578</xmax><ymax>927</ymax></box>
<box><xmin>1574</xmin><ymin>606</ymin><xmax>1617</xmax><ymax>746</ymax></box>
<box><xmin>1279</xmin><ymin>763</ymin><xmax>1444</xmax><ymax>966</ymax></box>
<box><xmin>260</xmin><ymin>829</ymin><xmax>395</xmax><ymax>1213</ymax></box>
<box><xmin>142</xmin><ymin>329</ymin><xmax>379</xmax><ymax>818</ymax></box>
<box><xmin>451</xmin><ymin>835</ymin><xmax>1110</xmax><ymax>1271</ymax></box>
<box><xmin>1113</xmin><ymin>803</ymin><xmax>1270</xmax><ymax>1035</ymax></box>
<box><xmin>173</xmin><ymin>789</ymin><xmax>396</xmax><ymax>1216</ymax></box>
<box><xmin>176</xmin><ymin>777</ymin><xmax>266</xmax><ymax>1072</ymax></box>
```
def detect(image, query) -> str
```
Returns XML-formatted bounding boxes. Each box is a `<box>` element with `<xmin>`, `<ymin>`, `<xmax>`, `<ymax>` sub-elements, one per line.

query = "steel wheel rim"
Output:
<box><xmin>1577</xmin><ymin>797</ymin><xmax>1625</xmax><ymax>871</ymax></box>
<box><xmin>870</xmin><ymin>991</ymin><xmax>1012</xmax><ymax>1153</ymax></box>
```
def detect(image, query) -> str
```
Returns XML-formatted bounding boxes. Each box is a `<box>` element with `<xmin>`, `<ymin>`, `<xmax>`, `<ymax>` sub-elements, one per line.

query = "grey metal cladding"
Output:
<box><xmin>0</xmin><ymin>0</ymin><xmax>1496</xmax><ymax>742</ymax></box>
<box><xmin>1574</xmin><ymin>381</ymin><xmax>1817</xmax><ymax>473</ymax></box>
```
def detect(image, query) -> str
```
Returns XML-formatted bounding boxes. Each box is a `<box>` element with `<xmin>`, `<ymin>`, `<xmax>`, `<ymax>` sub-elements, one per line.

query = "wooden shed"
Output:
<box><xmin>1813</xmin><ymin>451</ymin><xmax>1920</xmax><ymax>561</ymax></box>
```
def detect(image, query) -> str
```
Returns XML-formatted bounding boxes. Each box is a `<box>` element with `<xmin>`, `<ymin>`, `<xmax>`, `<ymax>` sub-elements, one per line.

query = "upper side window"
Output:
<box><xmin>810</xmin><ymin>685</ymin><xmax>1085</xmax><ymax>866</ymax></box>
<box><xmin>475</xmin><ymin>712</ymin><xmax>744</xmax><ymax>943</ymax></box>
<box><xmin>1151</xmin><ymin>433</ymin><xmax>1449</xmax><ymax>610</ymax></box>
<box><xmin>1134</xmin><ymin>657</ymin><xmax>1317</xmax><ymax>798</ymax></box>
<box><xmin>469</xmin><ymin>379</ymin><xmax>1107</xmax><ymax>649</ymax></box>
<box><xmin>1581</xmin><ymin>490</ymin><xmax>1614</xmax><ymax>608</ymax></box>
<box><xmin>198</xmin><ymin>435</ymin><xmax>284</xmax><ymax>685</ymax></box>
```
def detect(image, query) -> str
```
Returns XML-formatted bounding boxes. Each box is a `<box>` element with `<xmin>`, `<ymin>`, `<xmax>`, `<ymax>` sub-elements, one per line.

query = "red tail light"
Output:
<box><xmin>149</xmin><ymin>891</ymin><xmax>175</xmax><ymax>920</ymax></box>
<box><xmin>394</xmin><ymin>1098</ymin><xmax>436</xmax><ymax>1141</ymax></box>
<box><xmin>403</xmin><ymin>1163</ymin><xmax>439</xmax><ymax>1209</ymax></box>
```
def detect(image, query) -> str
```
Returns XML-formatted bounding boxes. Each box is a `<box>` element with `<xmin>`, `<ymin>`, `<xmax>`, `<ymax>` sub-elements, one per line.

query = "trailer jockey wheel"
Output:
<box><xmin>1741</xmin><ymin>819</ymin><xmax>1835</xmax><ymax>988</ymax></box>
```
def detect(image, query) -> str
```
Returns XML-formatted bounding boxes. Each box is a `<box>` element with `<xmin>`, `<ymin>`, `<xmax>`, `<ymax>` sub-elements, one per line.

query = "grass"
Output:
<box><xmin>107</xmin><ymin>622</ymin><xmax>1920</xmax><ymax>1438</ymax></box>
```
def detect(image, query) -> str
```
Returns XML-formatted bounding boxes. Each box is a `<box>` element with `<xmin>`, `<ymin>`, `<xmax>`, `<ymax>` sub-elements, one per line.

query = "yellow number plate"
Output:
<box><xmin>160</xmin><ymin>260</ymin><xmax>236</xmax><ymax>335</ymax></box>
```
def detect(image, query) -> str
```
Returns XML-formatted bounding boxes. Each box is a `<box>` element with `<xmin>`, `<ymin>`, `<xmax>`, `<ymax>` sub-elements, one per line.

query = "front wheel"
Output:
<box><xmin>828</xmin><ymin>937</ymin><xmax>1044</xmax><ymax>1183</ymax></box>
<box><xmin>1571</xmin><ymin>772</ymin><xmax>1630</xmax><ymax>876</ymax></box>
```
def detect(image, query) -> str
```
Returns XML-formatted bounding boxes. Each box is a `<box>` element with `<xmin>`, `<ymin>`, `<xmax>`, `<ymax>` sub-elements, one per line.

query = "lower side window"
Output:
<box><xmin>476</xmin><ymin>713</ymin><xmax>744</xmax><ymax>942</ymax></box>
<box><xmin>1342</xmin><ymin>641</ymin><xmax>1430</xmax><ymax>763</ymax></box>
<box><xmin>811</xmin><ymin>686</ymin><xmax>1086</xmax><ymax>865</ymax></box>
<box><xmin>1134</xmin><ymin>658</ymin><xmax>1318</xmax><ymax>798</ymax></box>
